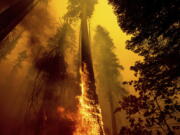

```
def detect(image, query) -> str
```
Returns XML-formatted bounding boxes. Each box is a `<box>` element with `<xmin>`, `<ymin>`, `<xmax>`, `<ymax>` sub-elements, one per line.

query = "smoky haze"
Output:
<box><xmin>0</xmin><ymin>30</ymin><xmax>22</xmax><ymax>62</ymax></box>
<box><xmin>64</xmin><ymin>0</ymin><xmax>97</xmax><ymax>21</ymax></box>
<box><xmin>22</xmin><ymin>22</ymin><xmax>80</xmax><ymax>135</ymax></box>
<box><xmin>92</xmin><ymin>25</ymin><xmax>128</xmax><ymax>135</ymax></box>
<box><xmin>0</xmin><ymin>0</ymin><xmax>82</xmax><ymax>134</ymax></box>
<box><xmin>0</xmin><ymin>1</ymin><xmax>131</xmax><ymax>135</ymax></box>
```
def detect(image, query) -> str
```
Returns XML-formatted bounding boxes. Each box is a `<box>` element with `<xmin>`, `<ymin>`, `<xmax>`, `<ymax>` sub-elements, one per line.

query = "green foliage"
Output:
<box><xmin>109</xmin><ymin>0</ymin><xmax>180</xmax><ymax>134</ymax></box>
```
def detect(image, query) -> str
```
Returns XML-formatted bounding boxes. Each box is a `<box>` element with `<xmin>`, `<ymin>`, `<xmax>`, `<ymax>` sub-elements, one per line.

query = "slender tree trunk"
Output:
<box><xmin>0</xmin><ymin>0</ymin><xmax>38</xmax><ymax>43</ymax></box>
<box><xmin>108</xmin><ymin>92</ymin><xmax>118</xmax><ymax>135</ymax></box>
<box><xmin>81</xmin><ymin>16</ymin><xmax>98</xmax><ymax>103</ymax></box>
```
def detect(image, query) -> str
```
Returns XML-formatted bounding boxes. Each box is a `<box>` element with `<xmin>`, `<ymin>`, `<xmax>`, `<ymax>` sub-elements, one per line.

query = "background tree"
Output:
<box><xmin>23</xmin><ymin>23</ymin><xmax>78</xmax><ymax>135</ymax></box>
<box><xmin>109</xmin><ymin>0</ymin><xmax>180</xmax><ymax>134</ymax></box>
<box><xmin>93</xmin><ymin>25</ymin><xmax>127</xmax><ymax>135</ymax></box>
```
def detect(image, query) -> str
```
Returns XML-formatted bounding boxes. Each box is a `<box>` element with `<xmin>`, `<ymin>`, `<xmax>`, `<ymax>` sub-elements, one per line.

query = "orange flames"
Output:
<box><xmin>57</xmin><ymin>64</ymin><xmax>105</xmax><ymax>135</ymax></box>
<box><xmin>73</xmin><ymin>64</ymin><xmax>105</xmax><ymax>135</ymax></box>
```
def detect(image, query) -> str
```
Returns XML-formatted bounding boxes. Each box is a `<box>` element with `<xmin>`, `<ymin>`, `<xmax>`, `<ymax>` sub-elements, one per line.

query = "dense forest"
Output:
<box><xmin>0</xmin><ymin>0</ymin><xmax>179</xmax><ymax>135</ymax></box>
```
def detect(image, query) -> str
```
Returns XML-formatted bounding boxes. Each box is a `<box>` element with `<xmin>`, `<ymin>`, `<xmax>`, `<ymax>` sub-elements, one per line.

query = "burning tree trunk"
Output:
<box><xmin>79</xmin><ymin>12</ymin><xmax>105</xmax><ymax>135</ymax></box>
<box><xmin>0</xmin><ymin>0</ymin><xmax>37</xmax><ymax>43</ymax></box>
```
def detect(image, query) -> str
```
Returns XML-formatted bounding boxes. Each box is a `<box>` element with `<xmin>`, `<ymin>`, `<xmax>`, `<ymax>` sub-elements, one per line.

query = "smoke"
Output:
<box><xmin>0</xmin><ymin>50</ymin><xmax>29</xmax><ymax>135</ymax></box>
<box><xmin>11</xmin><ymin>50</ymin><xmax>27</xmax><ymax>73</ymax></box>
<box><xmin>0</xmin><ymin>1</ymin><xmax>60</xmax><ymax>135</ymax></box>
<box><xmin>5</xmin><ymin>2</ymin><xmax>82</xmax><ymax>134</ymax></box>
<box><xmin>0</xmin><ymin>30</ymin><xmax>22</xmax><ymax>62</ymax></box>
<box><xmin>21</xmin><ymin>22</ymin><xmax>80</xmax><ymax>135</ymax></box>
<box><xmin>64</xmin><ymin>0</ymin><xmax>98</xmax><ymax>21</ymax></box>
<box><xmin>20</xmin><ymin>1</ymin><xmax>56</xmax><ymax>57</ymax></box>
<box><xmin>0</xmin><ymin>0</ymin><xmax>111</xmax><ymax>135</ymax></box>
<box><xmin>0</xmin><ymin>0</ymin><xmax>55</xmax><ymax>53</ymax></box>
<box><xmin>33</xmin><ymin>22</ymin><xmax>78</xmax><ymax>84</ymax></box>
<box><xmin>0</xmin><ymin>0</ymin><xmax>56</xmax><ymax>63</ymax></box>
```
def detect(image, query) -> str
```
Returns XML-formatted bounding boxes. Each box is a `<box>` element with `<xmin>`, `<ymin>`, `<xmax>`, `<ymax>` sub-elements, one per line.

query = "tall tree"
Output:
<box><xmin>93</xmin><ymin>25</ymin><xmax>127</xmax><ymax>135</ymax></box>
<box><xmin>64</xmin><ymin>0</ymin><xmax>97</xmax><ymax>21</ymax></box>
<box><xmin>65</xmin><ymin>0</ymin><xmax>105</xmax><ymax>134</ymax></box>
<box><xmin>23</xmin><ymin>23</ymin><xmax>76</xmax><ymax>135</ymax></box>
<box><xmin>109</xmin><ymin>0</ymin><xmax>180</xmax><ymax>134</ymax></box>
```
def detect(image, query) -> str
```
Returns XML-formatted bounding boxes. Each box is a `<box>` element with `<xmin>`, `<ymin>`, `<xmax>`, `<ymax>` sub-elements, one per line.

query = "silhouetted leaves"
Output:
<box><xmin>109</xmin><ymin>0</ymin><xmax>180</xmax><ymax>134</ymax></box>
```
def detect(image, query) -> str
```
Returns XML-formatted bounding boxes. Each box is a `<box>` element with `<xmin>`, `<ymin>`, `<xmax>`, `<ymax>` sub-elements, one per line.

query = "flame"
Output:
<box><xmin>57</xmin><ymin>106</ymin><xmax>76</xmax><ymax>121</ymax></box>
<box><xmin>57</xmin><ymin>63</ymin><xmax>105</xmax><ymax>135</ymax></box>
<box><xmin>73</xmin><ymin>63</ymin><xmax>105</xmax><ymax>135</ymax></box>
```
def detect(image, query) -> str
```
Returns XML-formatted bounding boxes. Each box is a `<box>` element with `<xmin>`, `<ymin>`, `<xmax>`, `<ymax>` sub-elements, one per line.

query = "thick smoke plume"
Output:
<box><xmin>20</xmin><ymin>1</ymin><xmax>55</xmax><ymax>58</ymax></box>
<box><xmin>0</xmin><ymin>1</ymin><xmax>126</xmax><ymax>135</ymax></box>
<box><xmin>0</xmin><ymin>30</ymin><xmax>22</xmax><ymax>62</ymax></box>
<box><xmin>23</xmin><ymin>22</ymin><xmax>80</xmax><ymax>135</ymax></box>
<box><xmin>11</xmin><ymin>50</ymin><xmax>27</xmax><ymax>73</ymax></box>
<box><xmin>0</xmin><ymin>1</ymin><xmax>59</xmax><ymax>135</ymax></box>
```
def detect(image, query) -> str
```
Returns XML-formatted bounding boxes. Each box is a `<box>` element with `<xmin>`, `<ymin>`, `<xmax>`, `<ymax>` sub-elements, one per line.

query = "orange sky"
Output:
<box><xmin>2</xmin><ymin>0</ymin><xmax>142</xmax><ymax>93</ymax></box>
<box><xmin>49</xmin><ymin>0</ymin><xmax>141</xmax><ymax>90</ymax></box>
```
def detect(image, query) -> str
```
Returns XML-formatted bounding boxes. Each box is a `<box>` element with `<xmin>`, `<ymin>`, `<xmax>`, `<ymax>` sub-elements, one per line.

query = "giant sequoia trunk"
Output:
<box><xmin>80</xmin><ymin>16</ymin><xmax>98</xmax><ymax>103</ymax></box>
<box><xmin>80</xmin><ymin>13</ymin><xmax>104</xmax><ymax>135</ymax></box>
<box><xmin>0</xmin><ymin>0</ymin><xmax>37</xmax><ymax>42</ymax></box>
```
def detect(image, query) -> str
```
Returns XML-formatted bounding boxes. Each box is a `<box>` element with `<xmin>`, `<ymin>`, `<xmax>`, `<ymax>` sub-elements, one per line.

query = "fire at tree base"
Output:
<box><xmin>73</xmin><ymin>63</ymin><xmax>105</xmax><ymax>135</ymax></box>
<box><xmin>57</xmin><ymin>63</ymin><xmax>105</xmax><ymax>135</ymax></box>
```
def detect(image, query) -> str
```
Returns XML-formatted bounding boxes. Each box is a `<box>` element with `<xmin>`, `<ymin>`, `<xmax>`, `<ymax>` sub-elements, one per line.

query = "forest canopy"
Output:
<box><xmin>109</xmin><ymin>0</ymin><xmax>180</xmax><ymax>134</ymax></box>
